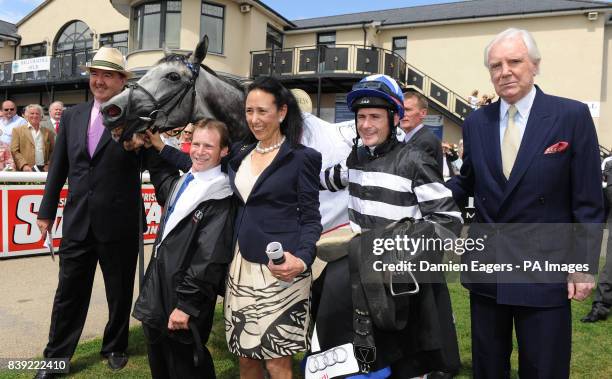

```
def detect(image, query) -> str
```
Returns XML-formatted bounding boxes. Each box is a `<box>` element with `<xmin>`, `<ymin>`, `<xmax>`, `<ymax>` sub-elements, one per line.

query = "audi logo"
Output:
<box><xmin>307</xmin><ymin>346</ymin><xmax>349</xmax><ymax>373</ymax></box>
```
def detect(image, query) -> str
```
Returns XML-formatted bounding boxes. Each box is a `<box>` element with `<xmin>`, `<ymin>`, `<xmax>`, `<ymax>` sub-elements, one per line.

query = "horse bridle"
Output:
<box><xmin>120</xmin><ymin>55</ymin><xmax>200</xmax><ymax>142</ymax></box>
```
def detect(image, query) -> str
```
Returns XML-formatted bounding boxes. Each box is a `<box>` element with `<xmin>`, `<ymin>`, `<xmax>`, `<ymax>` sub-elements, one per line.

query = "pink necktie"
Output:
<box><xmin>88</xmin><ymin>110</ymin><xmax>104</xmax><ymax>157</ymax></box>
<box><xmin>55</xmin><ymin>120</ymin><xmax>59</xmax><ymax>133</ymax></box>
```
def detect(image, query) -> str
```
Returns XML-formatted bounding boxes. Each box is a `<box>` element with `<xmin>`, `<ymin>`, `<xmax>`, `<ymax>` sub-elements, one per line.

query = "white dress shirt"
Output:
<box><xmin>162</xmin><ymin>165</ymin><xmax>232</xmax><ymax>241</ymax></box>
<box><xmin>28</xmin><ymin>124</ymin><xmax>45</xmax><ymax>166</ymax></box>
<box><xmin>403</xmin><ymin>123</ymin><xmax>425</xmax><ymax>143</ymax></box>
<box><xmin>498</xmin><ymin>86</ymin><xmax>537</xmax><ymax>147</ymax></box>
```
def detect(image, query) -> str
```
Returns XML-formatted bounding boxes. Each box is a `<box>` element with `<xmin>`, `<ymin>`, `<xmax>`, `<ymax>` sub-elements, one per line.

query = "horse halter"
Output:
<box><xmin>120</xmin><ymin>55</ymin><xmax>200</xmax><ymax>142</ymax></box>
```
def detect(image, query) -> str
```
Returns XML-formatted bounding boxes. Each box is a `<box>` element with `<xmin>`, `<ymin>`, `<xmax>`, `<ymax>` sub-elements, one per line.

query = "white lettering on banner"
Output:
<box><xmin>146</xmin><ymin>224</ymin><xmax>159</xmax><ymax>235</ymax></box>
<box><xmin>51</xmin><ymin>207</ymin><xmax>63</xmax><ymax>238</ymax></box>
<box><xmin>11</xmin><ymin>56</ymin><xmax>51</xmax><ymax>74</ymax></box>
<box><xmin>14</xmin><ymin>195</ymin><xmax>42</xmax><ymax>244</ymax></box>
<box><xmin>145</xmin><ymin>202</ymin><xmax>162</xmax><ymax>224</ymax></box>
<box><xmin>2</xmin><ymin>185</ymin><xmax>161</xmax><ymax>257</ymax></box>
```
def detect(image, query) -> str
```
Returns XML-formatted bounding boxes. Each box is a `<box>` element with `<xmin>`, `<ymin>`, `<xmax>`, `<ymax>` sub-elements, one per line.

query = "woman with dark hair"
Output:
<box><xmin>224</xmin><ymin>76</ymin><xmax>322</xmax><ymax>378</ymax></box>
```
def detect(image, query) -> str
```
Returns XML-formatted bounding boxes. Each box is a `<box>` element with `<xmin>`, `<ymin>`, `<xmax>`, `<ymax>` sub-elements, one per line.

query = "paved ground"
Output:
<box><xmin>0</xmin><ymin>246</ymin><xmax>153</xmax><ymax>359</ymax></box>
<box><xmin>0</xmin><ymin>241</ymin><xmax>329</xmax><ymax>360</ymax></box>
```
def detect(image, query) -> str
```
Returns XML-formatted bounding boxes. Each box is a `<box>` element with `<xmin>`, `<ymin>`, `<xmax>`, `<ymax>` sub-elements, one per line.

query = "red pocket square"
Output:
<box><xmin>544</xmin><ymin>141</ymin><xmax>569</xmax><ymax>154</ymax></box>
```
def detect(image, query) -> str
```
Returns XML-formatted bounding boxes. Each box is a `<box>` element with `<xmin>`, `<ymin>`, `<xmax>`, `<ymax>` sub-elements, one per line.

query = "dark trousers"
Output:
<box><xmin>43</xmin><ymin>229</ymin><xmax>138</xmax><ymax>359</ymax></box>
<box><xmin>593</xmin><ymin>215</ymin><xmax>612</xmax><ymax>311</ymax></box>
<box><xmin>144</xmin><ymin>326</ymin><xmax>215</xmax><ymax>379</ymax></box>
<box><xmin>470</xmin><ymin>293</ymin><xmax>571</xmax><ymax>379</ymax></box>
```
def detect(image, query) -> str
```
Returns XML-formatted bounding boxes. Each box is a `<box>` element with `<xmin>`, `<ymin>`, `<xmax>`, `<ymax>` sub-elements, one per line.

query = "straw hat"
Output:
<box><xmin>82</xmin><ymin>47</ymin><xmax>133</xmax><ymax>78</ymax></box>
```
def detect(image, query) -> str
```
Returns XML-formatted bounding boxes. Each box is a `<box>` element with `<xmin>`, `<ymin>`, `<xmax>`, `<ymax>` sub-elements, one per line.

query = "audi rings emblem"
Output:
<box><xmin>307</xmin><ymin>347</ymin><xmax>349</xmax><ymax>373</ymax></box>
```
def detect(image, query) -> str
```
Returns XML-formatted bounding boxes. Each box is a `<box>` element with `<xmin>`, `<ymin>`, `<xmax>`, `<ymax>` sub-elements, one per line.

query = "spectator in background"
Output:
<box><xmin>400</xmin><ymin>90</ymin><xmax>443</xmax><ymax>171</ymax></box>
<box><xmin>0</xmin><ymin>100</ymin><xmax>27</xmax><ymax>146</ymax></box>
<box><xmin>581</xmin><ymin>155</ymin><xmax>612</xmax><ymax>322</ymax></box>
<box><xmin>441</xmin><ymin>141</ymin><xmax>460</xmax><ymax>181</ymax></box>
<box><xmin>468</xmin><ymin>89</ymin><xmax>479</xmax><ymax>109</ymax></box>
<box><xmin>145</xmin><ymin>129</ymin><xmax>192</xmax><ymax>173</ymax></box>
<box><xmin>11</xmin><ymin>104</ymin><xmax>55</xmax><ymax>172</ymax></box>
<box><xmin>0</xmin><ymin>100</ymin><xmax>26</xmax><ymax>171</ymax></box>
<box><xmin>477</xmin><ymin>94</ymin><xmax>489</xmax><ymax>107</ymax></box>
<box><xmin>453</xmin><ymin>138</ymin><xmax>464</xmax><ymax>172</ymax></box>
<box><xmin>179</xmin><ymin>123</ymin><xmax>194</xmax><ymax>153</ymax></box>
<box><xmin>161</xmin><ymin>128</ymin><xmax>181</xmax><ymax>149</ymax></box>
<box><xmin>43</xmin><ymin>101</ymin><xmax>64</xmax><ymax>135</ymax></box>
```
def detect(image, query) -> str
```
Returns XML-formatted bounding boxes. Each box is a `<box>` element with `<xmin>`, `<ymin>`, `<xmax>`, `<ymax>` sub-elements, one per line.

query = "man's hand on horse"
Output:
<box><xmin>145</xmin><ymin>130</ymin><xmax>165</xmax><ymax>152</ymax></box>
<box><xmin>123</xmin><ymin>132</ymin><xmax>149</xmax><ymax>151</ymax></box>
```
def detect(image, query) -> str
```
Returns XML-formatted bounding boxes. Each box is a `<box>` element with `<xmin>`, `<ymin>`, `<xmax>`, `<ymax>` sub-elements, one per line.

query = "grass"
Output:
<box><xmin>1</xmin><ymin>284</ymin><xmax>610</xmax><ymax>378</ymax></box>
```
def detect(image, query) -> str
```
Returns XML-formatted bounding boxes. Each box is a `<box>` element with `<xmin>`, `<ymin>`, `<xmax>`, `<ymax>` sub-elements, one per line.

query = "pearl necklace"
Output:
<box><xmin>255</xmin><ymin>136</ymin><xmax>286</xmax><ymax>154</ymax></box>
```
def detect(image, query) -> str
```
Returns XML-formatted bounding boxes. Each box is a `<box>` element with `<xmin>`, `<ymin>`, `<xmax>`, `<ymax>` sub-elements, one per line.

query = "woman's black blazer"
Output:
<box><xmin>228</xmin><ymin>141</ymin><xmax>322</xmax><ymax>267</ymax></box>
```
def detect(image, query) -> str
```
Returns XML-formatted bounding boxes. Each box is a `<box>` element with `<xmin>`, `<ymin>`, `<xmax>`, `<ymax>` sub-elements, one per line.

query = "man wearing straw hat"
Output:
<box><xmin>35</xmin><ymin>47</ymin><xmax>139</xmax><ymax>378</ymax></box>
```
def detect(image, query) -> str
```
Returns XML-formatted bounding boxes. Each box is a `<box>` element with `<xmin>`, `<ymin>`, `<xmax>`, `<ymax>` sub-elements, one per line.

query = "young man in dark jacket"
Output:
<box><xmin>133</xmin><ymin>119</ymin><xmax>234</xmax><ymax>379</ymax></box>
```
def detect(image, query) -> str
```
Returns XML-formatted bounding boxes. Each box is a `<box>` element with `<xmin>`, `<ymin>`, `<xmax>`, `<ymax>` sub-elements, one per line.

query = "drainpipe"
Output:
<box><xmin>362</xmin><ymin>22</ymin><xmax>367</xmax><ymax>48</ymax></box>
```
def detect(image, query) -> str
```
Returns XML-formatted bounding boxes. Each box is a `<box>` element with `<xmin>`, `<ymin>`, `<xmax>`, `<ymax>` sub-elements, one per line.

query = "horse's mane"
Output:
<box><xmin>202</xmin><ymin>64</ymin><xmax>246</xmax><ymax>94</ymax></box>
<box><xmin>156</xmin><ymin>54</ymin><xmax>245</xmax><ymax>94</ymax></box>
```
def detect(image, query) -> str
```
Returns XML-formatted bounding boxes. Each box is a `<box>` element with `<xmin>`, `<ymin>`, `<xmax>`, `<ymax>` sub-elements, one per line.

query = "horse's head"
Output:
<box><xmin>102</xmin><ymin>36</ymin><xmax>210</xmax><ymax>142</ymax></box>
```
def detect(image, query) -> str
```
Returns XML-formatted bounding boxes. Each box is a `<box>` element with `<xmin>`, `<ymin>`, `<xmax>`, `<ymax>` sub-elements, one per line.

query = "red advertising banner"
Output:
<box><xmin>0</xmin><ymin>184</ymin><xmax>161</xmax><ymax>258</ymax></box>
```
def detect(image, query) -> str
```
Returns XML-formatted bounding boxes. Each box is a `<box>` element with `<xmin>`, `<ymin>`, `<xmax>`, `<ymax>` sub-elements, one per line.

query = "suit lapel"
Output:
<box><xmin>23</xmin><ymin>126</ymin><xmax>35</xmax><ymax>146</ymax></box>
<box><xmin>77</xmin><ymin>101</ymin><xmax>94</xmax><ymax>159</ymax></box>
<box><xmin>479</xmin><ymin>102</ymin><xmax>506</xmax><ymax>189</ymax></box>
<box><xmin>500</xmin><ymin>88</ymin><xmax>555</xmax><ymax>206</ymax></box>
<box><xmin>92</xmin><ymin>128</ymin><xmax>111</xmax><ymax>159</ymax></box>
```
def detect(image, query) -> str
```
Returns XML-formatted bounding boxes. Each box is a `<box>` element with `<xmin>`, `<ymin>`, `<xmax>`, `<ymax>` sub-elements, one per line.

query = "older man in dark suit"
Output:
<box><xmin>446</xmin><ymin>28</ymin><xmax>604</xmax><ymax>378</ymax></box>
<box><xmin>35</xmin><ymin>47</ymin><xmax>139</xmax><ymax>378</ymax></box>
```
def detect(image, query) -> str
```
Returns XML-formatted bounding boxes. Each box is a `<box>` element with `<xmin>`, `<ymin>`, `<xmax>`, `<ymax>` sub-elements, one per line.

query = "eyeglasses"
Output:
<box><xmin>3</xmin><ymin>108</ymin><xmax>15</xmax><ymax>111</ymax></box>
<box><xmin>182</xmin><ymin>130</ymin><xmax>193</xmax><ymax>134</ymax></box>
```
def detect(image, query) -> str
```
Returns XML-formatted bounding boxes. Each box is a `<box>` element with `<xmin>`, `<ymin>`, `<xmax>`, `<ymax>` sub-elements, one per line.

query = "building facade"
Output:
<box><xmin>1</xmin><ymin>0</ymin><xmax>611</xmax><ymax>147</ymax></box>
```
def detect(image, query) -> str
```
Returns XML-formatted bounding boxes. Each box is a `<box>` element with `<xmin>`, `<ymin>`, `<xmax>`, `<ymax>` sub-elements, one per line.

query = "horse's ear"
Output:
<box><xmin>192</xmin><ymin>35</ymin><xmax>208</xmax><ymax>65</ymax></box>
<box><xmin>163</xmin><ymin>46</ymin><xmax>172</xmax><ymax>57</ymax></box>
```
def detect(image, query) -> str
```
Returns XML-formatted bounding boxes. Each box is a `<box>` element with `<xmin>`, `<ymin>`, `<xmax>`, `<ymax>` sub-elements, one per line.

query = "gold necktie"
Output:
<box><xmin>501</xmin><ymin>105</ymin><xmax>519</xmax><ymax>179</ymax></box>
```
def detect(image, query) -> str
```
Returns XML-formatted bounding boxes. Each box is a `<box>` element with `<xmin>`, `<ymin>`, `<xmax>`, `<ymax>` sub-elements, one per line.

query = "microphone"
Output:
<box><xmin>266</xmin><ymin>242</ymin><xmax>291</xmax><ymax>288</ymax></box>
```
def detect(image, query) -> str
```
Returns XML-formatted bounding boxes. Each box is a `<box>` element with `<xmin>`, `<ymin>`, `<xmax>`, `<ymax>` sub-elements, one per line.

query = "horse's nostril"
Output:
<box><xmin>105</xmin><ymin>104</ymin><xmax>122</xmax><ymax>118</ymax></box>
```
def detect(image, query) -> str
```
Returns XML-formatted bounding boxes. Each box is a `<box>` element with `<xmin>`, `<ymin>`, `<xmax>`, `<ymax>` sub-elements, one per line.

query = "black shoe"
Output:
<box><xmin>581</xmin><ymin>308</ymin><xmax>609</xmax><ymax>323</ymax></box>
<box><xmin>106</xmin><ymin>352</ymin><xmax>128</xmax><ymax>371</ymax></box>
<box><xmin>33</xmin><ymin>370</ymin><xmax>56</xmax><ymax>379</ymax></box>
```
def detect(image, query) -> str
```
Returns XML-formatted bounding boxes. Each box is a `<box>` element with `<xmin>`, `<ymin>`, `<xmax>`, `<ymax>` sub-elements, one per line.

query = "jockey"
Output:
<box><xmin>312</xmin><ymin>74</ymin><xmax>463</xmax><ymax>378</ymax></box>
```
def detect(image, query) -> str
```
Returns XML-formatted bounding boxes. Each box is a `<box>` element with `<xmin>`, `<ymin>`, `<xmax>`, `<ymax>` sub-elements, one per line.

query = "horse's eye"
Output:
<box><xmin>166</xmin><ymin>72</ymin><xmax>181</xmax><ymax>81</ymax></box>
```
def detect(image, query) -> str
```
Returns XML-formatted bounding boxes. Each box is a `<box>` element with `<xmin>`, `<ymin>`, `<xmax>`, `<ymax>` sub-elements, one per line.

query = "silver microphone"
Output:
<box><xmin>266</xmin><ymin>242</ymin><xmax>292</xmax><ymax>288</ymax></box>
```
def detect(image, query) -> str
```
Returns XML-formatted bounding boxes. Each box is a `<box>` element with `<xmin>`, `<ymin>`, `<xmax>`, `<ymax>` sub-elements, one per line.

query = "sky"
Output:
<box><xmin>0</xmin><ymin>0</ymin><xmax>465</xmax><ymax>24</ymax></box>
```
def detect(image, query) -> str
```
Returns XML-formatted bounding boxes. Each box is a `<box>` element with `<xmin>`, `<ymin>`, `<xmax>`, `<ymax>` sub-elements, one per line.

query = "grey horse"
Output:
<box><xmin>101</xmin><ymin>36</ymin><xmax>248</xmax><ymax>143</ymax></box>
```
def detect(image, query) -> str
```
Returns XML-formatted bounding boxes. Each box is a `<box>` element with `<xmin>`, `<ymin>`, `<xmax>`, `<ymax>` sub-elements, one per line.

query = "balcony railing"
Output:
<box><xmin>250</xmin><ymin>44</ymin><xmax>408</xmax><ymax>86</ymax></box>
<box><xmin>251</xmin><ymin>44</ymin><xmax>473</xmax><ymax>122</ymax></box>
<box><xmin>405</xmin><ymin>63</ymin><xmax>473</xmax><ymax>121</ymax></box>
<box><xmin>0</xmin><ymin>50</ymin><xmax>96</xmax><ymax>85</ymax></box>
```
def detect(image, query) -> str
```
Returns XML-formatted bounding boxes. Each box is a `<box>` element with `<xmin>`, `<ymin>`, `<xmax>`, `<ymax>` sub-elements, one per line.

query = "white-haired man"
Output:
<box><xmin>10</xmin><ymin>104</ymin><xmax>54</xmax><ymax>171</ymax></box>
<box><xmin>42</xmin><ymin>101</ymin><xmax>64</xmax><ymax>135</ymax></box>
<box><xmin>447</xmin><ymin>28</ymin><xmax>604</xmax><ymax>378</ymax></box>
